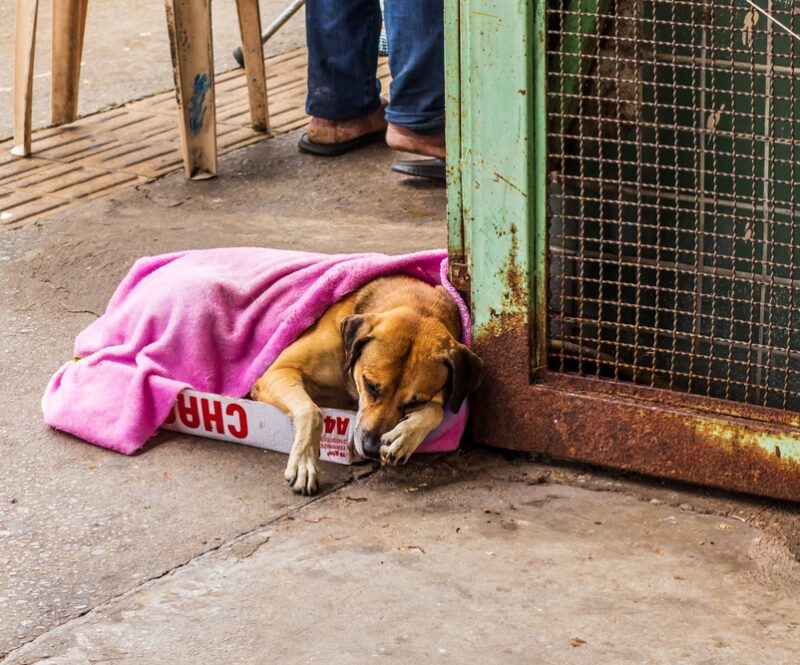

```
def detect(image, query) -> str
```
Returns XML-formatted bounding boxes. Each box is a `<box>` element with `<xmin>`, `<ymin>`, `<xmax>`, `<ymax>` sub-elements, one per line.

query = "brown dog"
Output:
<box><xmin>251</xmin><ymin>275</ymin><xmax>483</xmax><ymax>494</ymax></box>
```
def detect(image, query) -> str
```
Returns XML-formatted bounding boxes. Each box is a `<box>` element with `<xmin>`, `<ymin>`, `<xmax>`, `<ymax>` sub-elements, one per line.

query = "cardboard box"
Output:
<box><xmin>161</xmin><ymin>389</ymin><xmax>361</xmax><ymax>465</ymax></box>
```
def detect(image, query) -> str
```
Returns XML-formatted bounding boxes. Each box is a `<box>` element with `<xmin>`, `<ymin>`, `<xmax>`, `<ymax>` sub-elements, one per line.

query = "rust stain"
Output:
<box><xmin>478</xmin><ymin>311</ymin><xmax>526</xmax><ymax>342</ymax></box>
<box><xmin>471</xmin><ymin>316</ymin><xmax>532</xmax><ymax>445</ymax></box>
<box><xmin>448</xmin><ymin>260</ymin><xmax>471</xmax><ymax>311</ymax></box>
<box><xmin>545</xmin><ymin>372</ymin><xmax>800</xmax><ymax>431</ymax></box>
<box><xmin>470</xmin><ymin>325</ymin><xmax>800</xmax><ymax>503</ymax></box>
<box><xmin>499</xmin><ymin>223</ymin><xmax>527</xmax><ymax>312</ymax></box>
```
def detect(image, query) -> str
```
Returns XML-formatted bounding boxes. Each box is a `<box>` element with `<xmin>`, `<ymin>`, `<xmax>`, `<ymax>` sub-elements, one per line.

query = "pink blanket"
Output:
<box><xmin>42</xmin><ymin>248</ymin><xmax>471</xmax><ymax>456</ymax></box>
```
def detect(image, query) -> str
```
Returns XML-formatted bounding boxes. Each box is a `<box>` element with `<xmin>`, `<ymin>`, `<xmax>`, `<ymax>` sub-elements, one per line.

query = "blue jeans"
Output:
<box><xmin>305</xmin><ymin>0</ymin><xmax>444</xmax><ymax>132</ymax></box>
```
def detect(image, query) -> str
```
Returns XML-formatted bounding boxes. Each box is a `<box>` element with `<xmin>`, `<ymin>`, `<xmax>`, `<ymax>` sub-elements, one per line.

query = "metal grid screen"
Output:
<box><xmin>547</xmin><ymin>0</ymin><xmax>800</xmax><ymax>413</ymax></box>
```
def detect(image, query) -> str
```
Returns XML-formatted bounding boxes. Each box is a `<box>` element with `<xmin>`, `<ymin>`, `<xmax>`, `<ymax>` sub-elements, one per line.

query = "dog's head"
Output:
<box><xmin>341</xmin><ymin>303</ymin><xmax>483</xmax><ymax>460</ymax></box>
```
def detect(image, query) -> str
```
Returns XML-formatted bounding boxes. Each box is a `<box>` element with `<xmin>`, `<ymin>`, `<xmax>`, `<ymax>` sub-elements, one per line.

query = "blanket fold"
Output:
<box><xmin>42</xmin><ymin>248</ymin><xmax>471</xmax><ymax>455</ymax></box>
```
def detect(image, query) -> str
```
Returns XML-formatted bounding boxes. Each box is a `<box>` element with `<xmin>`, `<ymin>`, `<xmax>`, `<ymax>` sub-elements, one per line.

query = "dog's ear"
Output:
<box><xmin>340</xmin><ymin>314</ymin><xmax>374</xmax><ymax>373</ymax></box>
<box><xmin>442</xmin><ymin>344</ymin><xmax>484</xmax><ymax>413</ymax></box>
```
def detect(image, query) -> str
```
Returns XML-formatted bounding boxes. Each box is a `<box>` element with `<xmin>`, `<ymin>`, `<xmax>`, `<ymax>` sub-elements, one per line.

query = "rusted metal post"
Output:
<box><xmin>164</xmin><ymin>0</ymin><xmax>218</xmax><ymax>180</ymax></box>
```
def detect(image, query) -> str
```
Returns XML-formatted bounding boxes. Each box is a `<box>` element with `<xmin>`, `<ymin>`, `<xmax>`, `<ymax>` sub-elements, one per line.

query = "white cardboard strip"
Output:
<box><xmin>161</xmin><ymin>389</ymin><xmax>360</xmax><ymax>465</ymax></box>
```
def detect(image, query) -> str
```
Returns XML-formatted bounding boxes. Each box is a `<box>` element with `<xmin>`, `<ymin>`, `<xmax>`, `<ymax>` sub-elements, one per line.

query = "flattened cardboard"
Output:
<box><xmin>162</xmin><ymin>389</ymin><xmax>360</xmax><ymax>464</ymax></box>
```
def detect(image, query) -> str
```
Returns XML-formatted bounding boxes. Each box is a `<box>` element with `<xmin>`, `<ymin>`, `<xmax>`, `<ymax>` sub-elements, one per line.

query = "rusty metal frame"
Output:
<box><xmin>445</xmin><ymin>0</ymin><xmax>800</xmax><ymax>502</ymax></box>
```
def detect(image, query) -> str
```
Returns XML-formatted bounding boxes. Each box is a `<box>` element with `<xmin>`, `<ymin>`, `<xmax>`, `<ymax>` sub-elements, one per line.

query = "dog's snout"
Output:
<box><xmin>360</xmin><ymin>431</ymin><xmax>383</xmax><ymax>460</ymax></box>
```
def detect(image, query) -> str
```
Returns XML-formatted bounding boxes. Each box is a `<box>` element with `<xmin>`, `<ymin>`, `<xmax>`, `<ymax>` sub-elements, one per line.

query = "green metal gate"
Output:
<box><xmin>446</xmin><ymin>0</ymin><xmax>800</xmax><ymax>501</ymax></box>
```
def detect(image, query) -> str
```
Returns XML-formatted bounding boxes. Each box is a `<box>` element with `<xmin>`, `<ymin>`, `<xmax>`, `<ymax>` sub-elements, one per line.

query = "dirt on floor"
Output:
<box><xmin>1</xmin><ymin>130</ymin><xmax>799</xmax><ymax>664</ymax></box>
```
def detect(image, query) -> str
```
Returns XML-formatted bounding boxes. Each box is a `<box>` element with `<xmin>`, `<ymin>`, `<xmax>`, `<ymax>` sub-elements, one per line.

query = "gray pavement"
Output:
<box><xmin>1</xmin><ymin>130</ymin><xmax>800</xmax><ymax>664</ymax></box>
<box><xmin>5</xmin><ymin>474</ymin><xmax>800</xmax><ymax>665</ymax></box>
<box><xmin>2</xmin><ymin>13</ymin><xmax>800</xmax><ymax>660</ymax></box>
<box><xmin>0</xmin><ymin>0</ymin><xmax>307</xmax><ymax>139</ymax></box>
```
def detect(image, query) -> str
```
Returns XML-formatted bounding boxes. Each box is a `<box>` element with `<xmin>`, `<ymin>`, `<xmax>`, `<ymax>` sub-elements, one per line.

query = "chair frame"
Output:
<box><xmin>12</xmin><ymin>0</ymin><xmax>270</xmax><ymax>180</ymax></box>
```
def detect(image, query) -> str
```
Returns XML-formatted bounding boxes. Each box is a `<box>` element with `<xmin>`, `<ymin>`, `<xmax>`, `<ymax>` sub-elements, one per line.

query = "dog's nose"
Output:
<box><xmin>360</xmin><ymin>431</ymin><xmax>383</xmax><ymax>460</ymax></box>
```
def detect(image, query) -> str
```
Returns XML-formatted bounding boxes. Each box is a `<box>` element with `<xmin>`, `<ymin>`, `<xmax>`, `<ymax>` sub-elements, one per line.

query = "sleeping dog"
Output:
<box><xmin>251</xmin><ymin>275</ymin><xmax>484</xmax><ymax>495</ymax></box>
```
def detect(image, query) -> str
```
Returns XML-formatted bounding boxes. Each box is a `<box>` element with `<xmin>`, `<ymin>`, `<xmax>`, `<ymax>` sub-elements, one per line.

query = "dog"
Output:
<box><xmin>250</xmin><ymin>274</ymin><xmax>484</xmax><ymax>495</ymax></box>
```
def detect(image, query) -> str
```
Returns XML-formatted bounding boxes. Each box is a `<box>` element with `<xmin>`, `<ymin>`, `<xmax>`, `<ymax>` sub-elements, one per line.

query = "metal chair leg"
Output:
<box><xmin>51</xmin><ymin>0</ymin><xmax>89</xmax><ymax>125</ymax></box>
<box><xmin>164</xmin><ymin>0</ymin><xmax>217</xmax><ymax>180</ymax></box>
<box><xmin>232</xmin><ymin>0</ymin><xmax>304</xmax><ymax>68</ymax></box>
<box><xmin>12</xmin><ymin>0</ymin><xmax>40</xmax><ymax>157</ymax></box>
<box><xmin>235</xmin><ymin>0</ymin><xmax>270</xmax><ymax>133</ymax></box>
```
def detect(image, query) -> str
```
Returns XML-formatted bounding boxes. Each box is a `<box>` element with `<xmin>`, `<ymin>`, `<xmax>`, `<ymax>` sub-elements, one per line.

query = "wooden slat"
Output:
<box><xmin>12</xmin><ymin>0</ymin><xmax>40</xmax><ymax>156</ymax></box>
<box><xmin>51</xmin><ymin>0</ymin><xmax>89</xmax><ymax>125</ymax></box>
<box><xmin>1</xmin><ymin>48</ymin><xmax>392</xmax><ymax>231</ymax></box>
<box><xmin>235</xmin><ymin>0</ymin><xmax>270</xmax><ymax>133</ymax></box>
<box><xmin>164</xmin><ymin>0</ymin><xmax>217</xmax><ymax>179</ymax></box>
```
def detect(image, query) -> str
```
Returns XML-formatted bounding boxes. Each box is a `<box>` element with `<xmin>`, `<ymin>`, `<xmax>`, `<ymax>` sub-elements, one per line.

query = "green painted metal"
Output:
<box><xmin>445</xmin><ymin>0</ymin><xmax>800</xmax><ymax>500</ymax></box>
<box><xmin>532</xmin><ymin>0</ymin><xmax>549</xmax><ymax>370</ymax></box>
<box><xmin>695</xmin><ymin>422</ymin><xmax>800</xmax><ymax>468</ymax></box>
<box><xmin>547</xmin><ymin>0</ymin><xmax>611</xmax><ymax>146</ymax></box>
<box><xmin>444</xmin><ymin>0</ymin><xmax>464</xmax><ymax>262</ymax></box>
<box><xmin>445</xmin><ymin>0</ymin><xmax>535</xmax><ymax>336</ymax></box>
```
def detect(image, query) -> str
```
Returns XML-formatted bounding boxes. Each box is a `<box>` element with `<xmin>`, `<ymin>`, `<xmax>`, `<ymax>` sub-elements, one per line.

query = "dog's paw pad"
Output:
<box><xmin>285</xmin><ymin>457</ymin><xmax>319</xmax><ymax>495</ymax></box>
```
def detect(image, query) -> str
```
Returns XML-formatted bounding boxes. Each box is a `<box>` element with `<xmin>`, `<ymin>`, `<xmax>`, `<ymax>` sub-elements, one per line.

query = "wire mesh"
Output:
<box><xmin>547</xmin><ymin>0</ymin><xmax>800</xmax><ymax>413</ymax></box>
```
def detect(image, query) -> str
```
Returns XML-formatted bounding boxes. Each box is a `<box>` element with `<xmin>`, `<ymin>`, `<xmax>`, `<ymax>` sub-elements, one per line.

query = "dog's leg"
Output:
<box><xmin>379</xmin><ymin>403</ymin><xmax>444</xmax><ymax>466</ymax></box>
<box><xmin>252</xmin><ymin>368</ymin><xmax>321</xmax><ymax>495</ymax></box>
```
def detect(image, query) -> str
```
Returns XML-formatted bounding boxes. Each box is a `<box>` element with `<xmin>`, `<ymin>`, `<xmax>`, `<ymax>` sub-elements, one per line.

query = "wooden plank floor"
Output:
<box><xmin>0</xmin><ymin>49</ymin><xmax>391</xmax><ymax>231</ymax></box>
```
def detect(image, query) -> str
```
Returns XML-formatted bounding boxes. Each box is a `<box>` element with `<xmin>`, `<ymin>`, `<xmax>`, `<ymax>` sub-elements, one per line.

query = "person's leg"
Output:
<box><xmin>305</xmin><ymin>0</ymin><xmax>383</xmax><ymax>120</ymax></box>
<box><xmin>382</xmin><ymin>0</ymin><xmax>445</xmax><ymax>136</ymax></box>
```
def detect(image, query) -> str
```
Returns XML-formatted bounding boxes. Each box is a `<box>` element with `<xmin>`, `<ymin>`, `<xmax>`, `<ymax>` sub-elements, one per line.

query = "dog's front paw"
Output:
<box><xmin>378</xmin><ymin>404</ymin><xmax>444</xmax><ymax>467</ymax></box>
<box><xmin>379</xmin><ymin>423</ymin><xmax>424</xmax><ymax>467</ymax></box>
<box><xmin>284</xmin><ymin>451</ymin><xmax>319</xmax><ymax>495</ymax></box>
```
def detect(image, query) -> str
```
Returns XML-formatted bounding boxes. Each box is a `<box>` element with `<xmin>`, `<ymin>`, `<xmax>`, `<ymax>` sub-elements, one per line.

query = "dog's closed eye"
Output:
<box><xmin>363</xmin><ymin>377</ymin><xmax>381</xmax><ymax>399</ymax></box>
<box><xmin>401</xmin><ymin>397</ymin><xmax>427</xmax><ymax>411</ymax></box>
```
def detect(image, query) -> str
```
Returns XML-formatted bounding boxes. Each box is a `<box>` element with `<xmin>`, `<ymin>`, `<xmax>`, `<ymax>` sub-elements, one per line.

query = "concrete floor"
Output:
<box><xmin>2</xmin><ymin>11</ymin><xmax>800</xmax><ymax>663</ymax></box>
<box><xmin>1</xmin><ymin>131</ymin><xmax>800</xmax><ymax>664</ymax></box>
<box><xmin>0</xmin><ymin>0</ymin><xmax>306</xmax><ymax>139</ymax></box>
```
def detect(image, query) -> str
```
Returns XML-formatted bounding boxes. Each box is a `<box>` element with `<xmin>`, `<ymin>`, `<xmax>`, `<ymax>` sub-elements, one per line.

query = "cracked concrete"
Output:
<box><xmin>2</xmin><ymin>119</ymin><xmax>800</xmax><ymax>662</ymax></box>
<box><xmin>0</xmin><ymin>131</ymin><xmax>447</xmax><ymax>658</ymax></box>
<box><xmin>4</xmin><ymin>453</ymin><xmax>800</xmax><ymax>665</ymax></box>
